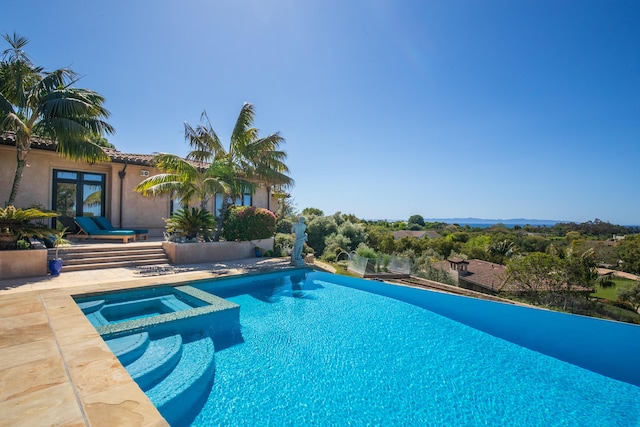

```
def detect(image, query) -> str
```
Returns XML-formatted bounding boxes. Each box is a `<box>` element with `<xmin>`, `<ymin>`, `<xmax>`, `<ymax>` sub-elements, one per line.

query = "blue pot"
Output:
<box><xmin>254</xmin><ymin>248</ymin><xmax>262</xmax><ymax>257</ymax></box>
<box><xmin>48</xmin><ymin>259</ymin><xmax>63</xmax><ymax>276</ymax></box>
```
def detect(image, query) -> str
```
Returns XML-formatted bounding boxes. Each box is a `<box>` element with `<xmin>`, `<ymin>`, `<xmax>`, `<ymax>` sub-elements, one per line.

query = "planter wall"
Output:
<box><xmin>0</xmin><ymin>249</ymin><xmax>48</xmax><ymax>279</ymax></box>
<box><xmin>162</xmin><ymin>238</ymin><xmax>274</xmax><ymax>264</ymax></box>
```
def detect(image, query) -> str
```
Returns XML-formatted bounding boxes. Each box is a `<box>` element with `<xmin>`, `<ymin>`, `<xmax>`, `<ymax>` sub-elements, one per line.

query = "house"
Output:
<box><xmin>435</xmin><ymin>257</ymin><xmax>593</xmax><ymax>296</ymax></box>
<box><xmin>0</xmin><ymin>132</ymin><xmax>281</xmax><ymax>237</ymax></box>
<box><xmin>437</xmin><ymin>258</ymin><xmax>509</xmax><ymax>295</ymax></box>
<box><xmin>392</xmin><ymin>230</ymin><xmax>440</xmax><ymax>240</ymax></box>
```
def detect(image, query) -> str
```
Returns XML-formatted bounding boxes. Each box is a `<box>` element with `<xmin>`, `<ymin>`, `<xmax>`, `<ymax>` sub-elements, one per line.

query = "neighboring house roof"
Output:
<box><xmin>393</xmin><ymin>230</ymin><xmax>427</xmax><ymax>239</ymax></box>
<box><xmin>392</xmin><ymin>230</ymin><xmax>440</xmax><ymax>240</ymax></box>
<box><xmin>425</xmin><ymin>230</ymin><xmax>441</xmax><ymax>239</ymax></box>
<box><xmin>456</xmin><ymin>259</ymin><xmax>508</xmax><ymax>292</ymax></box>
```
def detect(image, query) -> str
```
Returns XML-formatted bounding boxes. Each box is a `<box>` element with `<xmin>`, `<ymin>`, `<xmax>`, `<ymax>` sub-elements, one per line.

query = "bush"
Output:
<box><xmin>609</xmin><ymin>299</ymin><xmax>636</xmax><ymax>312</ymax></box>
<box><xmin>275</xmin><ymin>217</ymin><xmax>293</xmax><ymax>234</ymax></box>
<box><xmin>165</xmin><ymin>207</ymin><xmax>215</xmax><ymax>241</ymax></box>
<box><xmin>222</xmin><ymin>206</ymin><xmax>276</xmax><ymax>241</ymax></box>
<box><xmin>275</xmin><ymin>232</ymin><xmax>294</xmax><ymax>256</ymax></box>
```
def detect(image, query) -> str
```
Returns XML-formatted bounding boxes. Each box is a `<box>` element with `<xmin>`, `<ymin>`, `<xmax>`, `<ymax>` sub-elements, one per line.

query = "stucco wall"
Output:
<box><xmin>162</xmin><ymin>238</ymin><xmax>274</xmax><ymax>264</ymax></box>
<box><xmin>0</xmin><ymin>249</ymin><xmax>48</xmax><ymax>279</ymax></box>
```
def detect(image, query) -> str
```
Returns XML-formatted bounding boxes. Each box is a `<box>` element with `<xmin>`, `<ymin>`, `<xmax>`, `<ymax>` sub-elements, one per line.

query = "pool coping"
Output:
<box><xmin>0</xmin><ymin>258</ymin><xmax>316</xmax><ymax>427</ymax></box>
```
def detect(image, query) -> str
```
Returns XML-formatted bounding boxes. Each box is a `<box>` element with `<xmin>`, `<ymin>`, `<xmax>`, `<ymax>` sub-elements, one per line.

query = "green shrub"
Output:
<box><xmin>222</xmin><ymin>206</ymin><xmax>276</xmax><ymax>241</ymax></box>
<box><xmin>610</xmin><ymin>299</ymin><xmax>636</xmax><ymax>312</ymax></box>
<box><xmin>165</xmin><ymin>207</ymin><xmax>215</xmax><ymax>241</ymax></box>
<box><xmin>275</xmin><ymin>232</ymin><xmax>294</xmax><ymax>256</ymax></box>
<box><xmin>275</xmin><ymin>217</ymin><xmax>293</xmax><ymax>234</ymax></box>
<box><xmin>16</xmin><ymin>239</ymin><xmax>30</xmax><ymax>250</ymax></box>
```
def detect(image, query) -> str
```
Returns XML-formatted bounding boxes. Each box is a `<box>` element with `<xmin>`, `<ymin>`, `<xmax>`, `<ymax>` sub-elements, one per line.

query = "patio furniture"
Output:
<box><xmin>93</xmin><ymin>216</ymin><xmax>148</xmax><ymax>240</ymax></box>
<box><xmin>73</xmin><ymin>216</ymin><xmax>136</xmax><ymax>243</ymax></box>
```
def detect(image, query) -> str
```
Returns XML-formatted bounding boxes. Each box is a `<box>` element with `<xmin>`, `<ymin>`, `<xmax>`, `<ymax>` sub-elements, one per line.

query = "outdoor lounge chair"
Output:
<box><xmin>93</xmin><ymin>216</ymin><xmax>148</xmax><ymax>240</ymax></box>
<box><xmin>73</xmin><ymin>216</ymin><xmax>136</xmax><ymax>243</ymax></box>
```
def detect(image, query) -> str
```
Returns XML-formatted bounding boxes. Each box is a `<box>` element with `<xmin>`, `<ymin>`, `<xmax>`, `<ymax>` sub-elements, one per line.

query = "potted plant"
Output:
<box><xmin>49</xmin><ymin>228</ymin><xmax>70</xmax><ymax>276</ymax></box>
<box><xmin>0</xmin><ymin>206</ymin><xmax>58</xmax><ymax>250</ymax></box>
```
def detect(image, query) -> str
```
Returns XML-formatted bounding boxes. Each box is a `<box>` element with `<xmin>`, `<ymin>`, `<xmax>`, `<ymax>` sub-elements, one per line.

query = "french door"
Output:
<box><xmin>52</xmin><ymin>169</ymin><xmax>106</xmax><ymax>231</ymax></box>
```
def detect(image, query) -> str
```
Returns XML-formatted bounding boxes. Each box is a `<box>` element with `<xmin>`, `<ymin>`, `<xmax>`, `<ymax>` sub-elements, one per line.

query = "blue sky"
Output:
<box><xmin>3</xmin><ymin>1</ymin><xmax>639</xmax><ymax>224</ymax></box>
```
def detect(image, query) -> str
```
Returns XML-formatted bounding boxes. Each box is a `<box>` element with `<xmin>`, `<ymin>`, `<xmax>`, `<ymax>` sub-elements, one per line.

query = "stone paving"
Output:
<box><xmin>0</xmin><ymin>257</ymin><xmax>310</xmax><ymax>427</ymax></box>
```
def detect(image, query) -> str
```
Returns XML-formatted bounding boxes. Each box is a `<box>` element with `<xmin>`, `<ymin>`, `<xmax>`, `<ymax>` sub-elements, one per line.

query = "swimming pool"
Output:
<box><xmin>76</xmin><ymin>269</ymin><xmax>640</xmax><ymax>426</ymax></box>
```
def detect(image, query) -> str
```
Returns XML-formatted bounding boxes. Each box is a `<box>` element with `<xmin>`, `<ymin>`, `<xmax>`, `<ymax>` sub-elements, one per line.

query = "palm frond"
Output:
<box><xmin>54</xmin><ymin>135</ymin><xmax>111</xmax><ymax>163</ymax></box>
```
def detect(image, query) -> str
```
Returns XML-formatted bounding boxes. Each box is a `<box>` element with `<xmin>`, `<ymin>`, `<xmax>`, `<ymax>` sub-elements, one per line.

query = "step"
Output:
<box><xmin>127</xmin><ymin>334</ymin><xmax>183</xmax><ymax>390</ymax></box>
<box><xmin>105</xmin><ymin>332</ymin><xmax>151</xmax><ymax>365</ymax></box>
<box><xmin>58</xmin><ymin>248</ymin><xmax>166</xmax><ymax>259</ymax></box>
<box><xmin>76</xmin><ymin>299</ymin><xmax>105</xmax><ymax>314</ymax></box>
<box><xmin>146</xmin><ymin>331</ymin><xmax>216</xmax><ymax>426</ymax></box>
<box><xmin>62</xmin><ymin>253</ymin><xmax>169</xmax><ymax>266</ymax></box>
<box><xmin>61</xmin><ymin>259</ymin><xmax>171</xmax><ymax>272</ymax></box>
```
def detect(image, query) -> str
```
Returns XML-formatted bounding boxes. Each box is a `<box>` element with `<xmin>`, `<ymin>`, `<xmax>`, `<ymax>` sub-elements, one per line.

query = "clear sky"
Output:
<box><xmin>3</xmin><ymin>1</ymin><xmax>639</xmax><ymax>224</ymax></box>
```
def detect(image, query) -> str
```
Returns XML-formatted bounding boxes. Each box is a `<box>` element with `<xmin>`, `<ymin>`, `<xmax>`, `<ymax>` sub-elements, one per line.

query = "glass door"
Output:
<box><xmin>52</xmin><ymin>170</ymin><xmax>106</xmax><ymax>231</ymax></box>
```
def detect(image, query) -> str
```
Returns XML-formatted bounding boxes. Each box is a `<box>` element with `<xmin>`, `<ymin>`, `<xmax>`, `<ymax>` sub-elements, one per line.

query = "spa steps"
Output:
<box><xmin>105</xmin><ymin>331</ymin><xmax>216</xmax><ymax>426</ymax></box>
<box><xmin>48</xmin><ymin>243</ymin><xmax>170</xmax><ymax>272</ymax></box>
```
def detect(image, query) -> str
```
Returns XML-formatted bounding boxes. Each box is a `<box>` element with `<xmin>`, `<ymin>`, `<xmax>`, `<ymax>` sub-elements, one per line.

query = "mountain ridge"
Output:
<box><xmin>424</xmin><ymin>218</ymin><xmax>563</xmax><ymax>225</ymax></box>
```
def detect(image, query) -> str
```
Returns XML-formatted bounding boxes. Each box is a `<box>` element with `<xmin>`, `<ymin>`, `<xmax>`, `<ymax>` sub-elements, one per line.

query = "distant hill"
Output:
<box><xmin>424</xmin><ymin>218</ymin><xmax>562</xmax><ymax>226</ymax></box>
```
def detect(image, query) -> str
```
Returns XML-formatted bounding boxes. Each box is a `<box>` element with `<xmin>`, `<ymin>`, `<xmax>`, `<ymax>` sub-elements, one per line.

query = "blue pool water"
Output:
<box><xmin>186</xmin><ymin>271</ymin><xmax>640</xmax><ymax>426</ymax></box>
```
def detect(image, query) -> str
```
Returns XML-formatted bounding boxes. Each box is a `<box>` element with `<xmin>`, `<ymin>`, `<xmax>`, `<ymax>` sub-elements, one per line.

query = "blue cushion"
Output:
<box><xmin>75</xmin><ymin>216</ymin><xmax>135</xmax><ymax>236</ymax></box>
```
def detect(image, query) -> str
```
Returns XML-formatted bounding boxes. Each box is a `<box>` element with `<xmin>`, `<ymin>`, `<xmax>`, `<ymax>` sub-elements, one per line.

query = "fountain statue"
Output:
<box><xmin>290</xmin><ymin>216</ymin><xmax>307</xmax><ymax>266</ymax></box>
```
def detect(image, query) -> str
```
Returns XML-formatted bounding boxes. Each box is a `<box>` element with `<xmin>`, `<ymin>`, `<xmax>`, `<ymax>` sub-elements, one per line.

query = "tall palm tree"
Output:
<box><xmin>183</xmin><ymin>103</ymin><xmax>293</xmax><ymax>240</ymax></box>
<box><xmin>0</xmin><ymin>32</ymin><xmax>114</xmax><ymax>206</ymax></box>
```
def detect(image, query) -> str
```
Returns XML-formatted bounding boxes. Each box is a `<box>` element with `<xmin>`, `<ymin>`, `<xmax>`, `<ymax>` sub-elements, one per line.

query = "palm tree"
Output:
<box><xmin>182</xmin><ymin>103</ymin><xmax>293</xmax><ymax>240</ymax></box>
<box><xmin>0</xmin><ymin>32</ymin><xmax>114</xmax><ymax>206</ymax></box>
<box><xmin>134</xmin><ymin>152</ymin><xmax>230</xmax><ymax>210</ymax></box>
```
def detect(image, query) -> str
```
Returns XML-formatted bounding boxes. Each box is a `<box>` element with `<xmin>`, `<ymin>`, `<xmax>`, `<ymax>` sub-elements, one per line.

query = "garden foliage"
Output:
<box><xmin>222</xmin><ymin>206</ymin><xmax>276</xmax><ymax>241</ymax></box>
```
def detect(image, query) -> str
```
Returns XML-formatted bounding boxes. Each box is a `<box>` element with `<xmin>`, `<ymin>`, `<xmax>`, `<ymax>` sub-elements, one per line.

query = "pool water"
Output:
<box><xmin>187</xmin><ymin>272</ymin><xmax>640</xmax><ymax>426</ymax></box>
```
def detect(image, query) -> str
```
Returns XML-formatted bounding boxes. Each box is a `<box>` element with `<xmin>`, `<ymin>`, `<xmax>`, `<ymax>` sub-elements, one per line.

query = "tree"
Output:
<box><xmin>617</xmin><ymin>235</ymin><xmax>640</xmax><ymax>274</ymax></box>
<box><xmin>135</xmin><ymin>152</ymin><xmax>230</xmax><ymax>210</ymax></box>
<box><xmin>305</xmin><ymin>215</ymin><xmax>337</xmax><ymax>255</ymax></box>
<box><xmin>506</xmin><ymin>253</ymin><xmax>567</xmax><ymax>306</ymax></box>
<box><xmin>488</xmin><ymin>239</ymin><xmax>516</xmax><ymax>264</ymax></box>
<box><xmin>408</xmin><ymin>214</ymin><xmax>425</xmax><ymax>227</ymax></box>
<box><xmin>618</xmin><ymin>281</ymin><xmax>640</xmax><ymax>312</ymax></box>
<box><xmin>0</xmin><ymin>32</ymin><xmax>114</xmax><ymax>206</ymax></box>
<box><xmin>302</xmin><ymin>207</ymin><xmax>324</xmax><ymax>217</ymax></box>
<box><xmin>136</xmin><ymin>103</ymin><xmax>293</xmax><ymax>241</ymax></box>
<box><xmin>506</xmin><ymin>249</ymin><xmax>596</xmax><ymax>309</ymax></box>
<box><xmin>183</xmin><ymin>104</ymin><xmax>293</xmax><ymax>240</ymax></box>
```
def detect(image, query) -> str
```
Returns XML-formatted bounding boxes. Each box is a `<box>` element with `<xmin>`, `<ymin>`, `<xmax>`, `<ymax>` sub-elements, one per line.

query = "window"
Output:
<box><xmin>214</xmin><ymin>190</ymin><xmax>252</xmax><ymax>216</ymax></box>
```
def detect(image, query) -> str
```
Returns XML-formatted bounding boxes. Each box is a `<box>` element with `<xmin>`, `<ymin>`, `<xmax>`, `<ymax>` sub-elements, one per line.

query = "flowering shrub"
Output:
<box><xmin>222</xmin><ymin>206</ymin><xmax>276</xmax><ymax>241</ymax></box>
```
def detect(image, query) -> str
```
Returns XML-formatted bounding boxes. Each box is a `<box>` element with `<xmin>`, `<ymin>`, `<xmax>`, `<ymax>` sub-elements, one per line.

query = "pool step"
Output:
<box><xmin>144</xmin><ymin>331</ymin><xmax>216</xmax><ymax>426</ymax></box>
<box><xmin>126</xmin><ymin>334</ymin><xmax>184</xmax><ymax>390</ymax></box>
<box><xmin>76</xmin><ymin>299</ymin><xmax>105</xmax><ymax>314</ymax></box>
<box><xmin>105</xmin><ymin>332</ymin><xmax>151</xmax><ymax>365</ymax></box>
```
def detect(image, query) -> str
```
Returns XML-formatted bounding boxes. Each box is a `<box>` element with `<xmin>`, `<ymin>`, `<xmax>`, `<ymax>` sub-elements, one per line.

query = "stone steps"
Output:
<box><xmin>48</xmin><ymin>243</ymin><xmax>171</xmax><ymax>272</ymax></box>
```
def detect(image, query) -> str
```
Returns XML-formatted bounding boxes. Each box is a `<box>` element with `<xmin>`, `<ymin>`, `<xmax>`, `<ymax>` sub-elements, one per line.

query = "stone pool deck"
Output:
<box><xmin>0</xmin><ymin>257</ymin><xmax>313</xmax><ymax>427</ymax></box>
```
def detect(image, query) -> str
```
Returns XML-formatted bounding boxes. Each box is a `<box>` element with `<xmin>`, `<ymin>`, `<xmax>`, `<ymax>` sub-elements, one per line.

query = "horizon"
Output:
<box><xmin>2</xmin><ymin>1</ymin><xmax>639</xmax><ymax>225</ymax></box>
<box><xmin>364</xmin><ymin>216</ymin><xmax>639</xmax><ymax>227</ymax></box>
